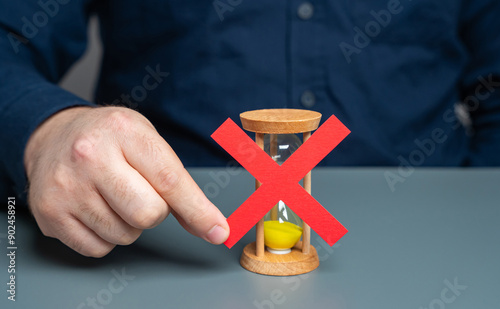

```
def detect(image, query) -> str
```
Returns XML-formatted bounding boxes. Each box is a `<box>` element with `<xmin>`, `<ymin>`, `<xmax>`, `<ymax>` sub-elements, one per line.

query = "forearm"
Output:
<box><xmin>0</xmin><ymin>0</ymin><xmax>95</xmax><ymax>201</ymax></box>
<box><xmin>0</xmin><ymin>64</ymin><xmax>94</xmax><ymax>201</ymax></box>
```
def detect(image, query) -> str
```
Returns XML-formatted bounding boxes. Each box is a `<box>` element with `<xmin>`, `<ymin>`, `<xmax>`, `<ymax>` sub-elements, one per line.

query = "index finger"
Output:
<box><xmin>120</xmin><ymin>124</ymin><xmax>230</xmax><ymax>245</ymax></box>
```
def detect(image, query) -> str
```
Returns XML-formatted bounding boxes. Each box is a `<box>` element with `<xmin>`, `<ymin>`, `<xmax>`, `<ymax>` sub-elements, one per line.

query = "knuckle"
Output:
<box><xmin>70</xmin><ymin>134</ymin><xmax>99</xmax><ymax>163</ymax></box>
<box><xmin>50</xmin><ymin>216</ymin><xmax>74</xmax><ymax>237</ymax></box>
<box><xmin>52</xmin><ymin>166</ymin><xmax>75</xmax><ymax>193</ymax></box>
<box><xmin>37</xmin><ymin>198</ymin><xmax>61</xmax><ymax>223</ymax></box>
<box><xmin>132</xmin><ymin>204</ymin><xmax>168</xmax><ymax>229</ymax></box>
<box><xmin>109</xmin><ymin>174</ymin><xmax>133</xmax><ymax>205</ymax></box>
<box><xmin>31</xmin><ymin>195</ymin><xmax>66</xmax><ymax>237</ymax></box>
<box><xmin>81</xmin><ymin>243</ymin><xmax>115</xmax><ymax>258</ymax></box>
<box><xmin>39</xmin><ymin>224</ymin><xmax>55</xmax><ymax>238</ymax></box>
<box><xmin>156</xmin><ymin>167</ymin><xmax>182</xmax><ymax>196</ymax></box>
<box><xmin>80</xmin><ymin>204</ymin><xmax>114</xmax><ymax>233</ymax></box>
<box><xmin>104</xmin><ymin>108</ymin><xmax>134</xmax><ymax>132</ymax></box>
<box><xmin>117</xmin><ymin>229</ymin><xmax>142</xmax><ymax>245</ymax></box>
<box><xmin>69</xmin><ymin>237</ymin><xmax>88</xmax><ymax>256</ymax></box>
<box><xmin>63</xmin><ymin>228</ymin><xmax>115</xmax><ymax>258</ymax></box>
<box><xmin>184</xmin><ymin>203</ymin><xmax>212</xmax><ymax>227</ymax></box>
<box><xmin>77</xmin><ymin>202</ymin><xmax>141</xmax><ymax>245</ymax></box>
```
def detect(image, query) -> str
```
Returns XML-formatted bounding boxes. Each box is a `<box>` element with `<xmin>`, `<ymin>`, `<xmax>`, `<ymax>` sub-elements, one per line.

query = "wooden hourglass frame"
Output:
<box><xmin>239</xmin><ymin>109</ymin><xmax>322</xmax><ymax>276</ymax></box>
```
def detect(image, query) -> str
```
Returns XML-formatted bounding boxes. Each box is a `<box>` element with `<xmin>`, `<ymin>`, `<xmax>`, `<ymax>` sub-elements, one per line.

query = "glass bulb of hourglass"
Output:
<box><xmin>262</xmin><ymin>133</ymin><xmax>303</xmax><ymax>254</ymax></box>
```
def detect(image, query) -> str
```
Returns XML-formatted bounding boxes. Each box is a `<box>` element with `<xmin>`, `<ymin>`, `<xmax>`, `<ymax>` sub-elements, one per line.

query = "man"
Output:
<box><xmin>1</xmin><ymin>0</ymin><xmax>499</xmax><ymax>257</ymax></box>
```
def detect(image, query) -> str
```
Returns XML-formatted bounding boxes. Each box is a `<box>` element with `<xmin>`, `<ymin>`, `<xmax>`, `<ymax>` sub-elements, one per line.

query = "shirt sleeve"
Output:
<box><xmin>460</xmin><ymin>0</ymin><xmax>500</xmax><ymax>166</ymax></box>
<box><xmin>0</xmin><ymin>0</ymin><xmax>97</xmax><ymax>203</ymax></box>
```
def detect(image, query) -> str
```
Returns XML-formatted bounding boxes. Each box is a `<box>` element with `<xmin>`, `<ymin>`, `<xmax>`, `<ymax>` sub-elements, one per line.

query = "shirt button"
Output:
<box><xmin>297</xmin><ymin>2</ymin><xmax>314</xmax><ymax>20</ymax></box>
<box><xmin>301</xmin><ymin>90</ymin><xmax>316</xmax><ymax>108</ymax></box>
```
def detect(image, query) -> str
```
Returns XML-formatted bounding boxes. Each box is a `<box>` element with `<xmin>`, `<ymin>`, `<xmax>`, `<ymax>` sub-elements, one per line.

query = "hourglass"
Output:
<box><xmin>238</xmin><ymin>109</ymin><xmax>322</xmax><ymax>276</ymax></box>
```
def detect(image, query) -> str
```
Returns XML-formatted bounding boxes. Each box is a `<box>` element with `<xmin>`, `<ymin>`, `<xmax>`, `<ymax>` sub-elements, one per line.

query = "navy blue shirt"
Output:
<box><xmin>1</xmin><ymin>0</ymin><xmax>500</xmax><ymax>200</ymax></box>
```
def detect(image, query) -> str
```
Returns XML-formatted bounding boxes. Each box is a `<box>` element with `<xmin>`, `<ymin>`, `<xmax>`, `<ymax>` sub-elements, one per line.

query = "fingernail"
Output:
<box><xmin>205</xmin><ymin>225</ymin><xmax>228</xmax><ymax>244</ymax></box>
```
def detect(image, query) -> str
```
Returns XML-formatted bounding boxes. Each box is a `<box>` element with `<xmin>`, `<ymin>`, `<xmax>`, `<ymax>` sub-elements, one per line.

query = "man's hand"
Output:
<box><xmin>24</xmin><ymin>106</ymin><xmax>229</xmax><ymax>257</ymax></box>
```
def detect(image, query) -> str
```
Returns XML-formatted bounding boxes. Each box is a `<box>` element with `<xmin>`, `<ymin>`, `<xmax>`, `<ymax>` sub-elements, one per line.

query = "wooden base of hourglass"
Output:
<box><xmin>240</xmin><ymin>241</ymin><xmax>319</xmax><ymax>276</ymax></box>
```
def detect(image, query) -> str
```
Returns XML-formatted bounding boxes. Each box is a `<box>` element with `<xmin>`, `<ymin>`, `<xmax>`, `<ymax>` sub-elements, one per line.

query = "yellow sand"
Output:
<box><xmin>264</xmin><ymin>221</ymin><xmax>303</xmax><ymax>250</ymax></box>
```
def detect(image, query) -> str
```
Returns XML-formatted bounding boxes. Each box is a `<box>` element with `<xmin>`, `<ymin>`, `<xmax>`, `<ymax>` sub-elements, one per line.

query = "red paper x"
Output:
<box><xmin>211</xmin><ymin>115</ymin><xmax>350</xmax><ymax>248</ymax></box>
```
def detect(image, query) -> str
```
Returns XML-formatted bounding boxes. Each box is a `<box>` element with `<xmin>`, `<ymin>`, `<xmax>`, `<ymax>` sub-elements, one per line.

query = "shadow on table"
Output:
<box><xmin>33</xmin><ymin>230</ymin><xmax>242</xmax><ymax>274</ymax></box>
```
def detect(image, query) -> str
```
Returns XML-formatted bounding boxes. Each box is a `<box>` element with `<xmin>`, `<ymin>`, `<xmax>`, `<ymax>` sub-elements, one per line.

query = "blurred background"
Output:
<box><xmin>59</xmin><ymin>17</ymin><xmax>101</xmax><ymax>102</ymax></box>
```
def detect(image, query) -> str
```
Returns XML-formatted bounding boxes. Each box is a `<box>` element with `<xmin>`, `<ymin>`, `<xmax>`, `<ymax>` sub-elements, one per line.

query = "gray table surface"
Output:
<box><xmin>1</xmin><ymin>168</ymin><xmax>499</xmax><ymax>309</ymax></box>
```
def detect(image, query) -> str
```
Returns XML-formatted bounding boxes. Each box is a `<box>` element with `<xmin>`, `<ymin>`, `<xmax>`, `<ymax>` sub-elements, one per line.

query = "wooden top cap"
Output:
<box><xmin>240</xmin><ymin>109</ymin><xmax>322</xmax><ymax>134</ymax></box>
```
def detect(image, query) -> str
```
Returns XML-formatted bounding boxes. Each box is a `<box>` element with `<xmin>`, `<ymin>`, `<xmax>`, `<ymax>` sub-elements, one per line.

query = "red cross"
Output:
<box><xmin>211</xmin><ymin>115</ymin><xmax>350</xmax><ymax>248</ymax></box>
